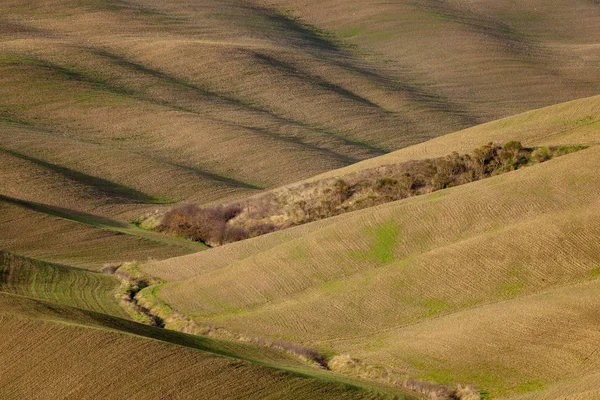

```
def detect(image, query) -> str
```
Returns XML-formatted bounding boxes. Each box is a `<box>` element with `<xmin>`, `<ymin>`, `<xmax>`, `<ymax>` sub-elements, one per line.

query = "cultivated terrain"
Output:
<box><xmin>1</xmin><ymin>0</ymin><xmax>599</xmax><ymax>399</ymax></box>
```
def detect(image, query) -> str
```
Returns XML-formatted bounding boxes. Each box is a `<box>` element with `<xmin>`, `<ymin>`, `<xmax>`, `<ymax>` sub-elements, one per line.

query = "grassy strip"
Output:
<box><xmin>0</xmin><ymin>291</ymin><xmax>413</xmax><ymax>399</ymax></box>
<box><xmin>0</xmin><ymin>194</ymin><xmax>206</xmax><ymax>251</ymax></box>
<box><xmin>110</xmin><ymin>263</ymin><xmax>477</xmax><ymax>398</ymax></box>
<box><xmin>0</xmin><ymin>251</ymin><xmax>127</xmax><ymax>317</ymax></box>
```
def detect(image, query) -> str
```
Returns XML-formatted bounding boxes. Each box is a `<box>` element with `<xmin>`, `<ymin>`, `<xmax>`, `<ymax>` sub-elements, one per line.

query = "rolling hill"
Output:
<box><xmin>0</xmin><ymin>292</ymin><xmax>413</xmax><ymax>400</ymax></box>
<box><xmin>0</xmin><ymin>251</ymin><xmax>416</xmax><ymax>399</ymax></box>
<box><xmin>2</xmin><ymin>0</ymin><xmax>600</xmax><ymax>398</ymax></box>
<box><xmin>2</xmin><ymin>0</ymin><xmax>599</xmax><ymax>207</ymax></box>
<box><xmin>2</xmin><ymin>0</ymin><xmax>599</xmax><ymax>267</ymax></box>
<box><xmin>143</xmin><ymin>95</ymin><xmax>600</xmax><ymax>398</ymax></box>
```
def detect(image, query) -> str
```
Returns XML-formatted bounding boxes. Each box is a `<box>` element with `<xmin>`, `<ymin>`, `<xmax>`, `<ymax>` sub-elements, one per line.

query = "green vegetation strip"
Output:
<box><xmin>0</xmin><ymin>195</ymin><xmax>206</xmax><ymax>251</ymax></box>
<box><xmin>0</xmin><ymin>251</ymin><xmax>126</xmax><ymax>317</ymax></box>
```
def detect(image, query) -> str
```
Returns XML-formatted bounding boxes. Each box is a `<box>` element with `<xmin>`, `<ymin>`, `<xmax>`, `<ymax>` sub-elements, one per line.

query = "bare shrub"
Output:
<box><xmin>222</xmin><ymin>226</ymin><xmax>249</xmax><ymax>243</ymax></box>
<box><xmin>403</xmin><ymin>378</ymin><xmax>454</xmax><ymax>399</ymax></box>
<box><xmin>271</xmin><ymin>340</ymin><xmax>328</xmax><ymax>368</ymax></box>
<box><xmin>158</xmin><ymin>203</ymin><xmax>243</xmax><ymax>246</ymax></box>
<box><xmin>156</xmin><ymin>142</ymin><xmax>581</xmax><ymax>247</ymax></box>
<box><xmin>454</xmin><ymin>385</ymin><xmax>482</xmax><ymax>400</ymax></box>
<box><xmin>101</xmin><ymin>262</ymin><xmax>122</xmax><ymax>274</ymax></box>
<box><xmin>248</xmin><ymin>222</ymin><xmax>276</xmax><ymax>236</ymax></box>
<box><xmin>330</xmin><ymin>354</ymin><xmax>482</xmax><ymax>399</ymax></box>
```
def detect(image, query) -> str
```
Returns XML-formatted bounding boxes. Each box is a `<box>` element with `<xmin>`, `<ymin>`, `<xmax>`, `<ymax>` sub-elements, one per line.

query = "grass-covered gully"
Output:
<box><xmin>157</xmin><ymin>142</ymin><xmax>584</xmax><ymax>246</ymax></box>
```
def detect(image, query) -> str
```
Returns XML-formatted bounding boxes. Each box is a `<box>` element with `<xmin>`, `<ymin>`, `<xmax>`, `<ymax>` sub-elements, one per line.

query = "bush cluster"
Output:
<box><xmin>157</xmin><ymin>142</ymin><xmax>583</xmax><ymax>247</ymax></box>
<box><xmin>159</xmin><ymin>203</ymin><xmax>275</xmax><ymax>246</ymax></box>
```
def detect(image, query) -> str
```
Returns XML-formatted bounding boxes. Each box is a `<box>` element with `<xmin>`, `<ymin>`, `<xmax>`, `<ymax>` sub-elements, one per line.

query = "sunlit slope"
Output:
<box><xmin>339</xmin><ymin>278</ymin><xmax>600</xmax><ymax>398</ymax></box>
<box><xmin>0</xmin><ymin>251</ymin><xmax>127</xmax><ymax>317</ymax></box>
<box><xmin>0</xmin><ymin>293</ymin><xmax>412</xmax><ymax>400</ymax></box>
<box><xmin>255</xmin><ymin>0</ymin><xmax>600</xmax><ymax>122</ymax></box>
<box><xmin>2</xmin><ymin>0</ymin><xmax>599</xmax><ymax>208</ymax></box>
<box><xmin>146</xmin><ymin>94</ymin><xmax>600</xmax><ymax>282</ymax></box>
<box><xmin>145</xmin><ymin>213</ymin><xmax>342</xmax><ymax>282</ymax></box>
<box><xmin>152</xmin><ymin>146</ymin><xmax>600</xmax><ymax>340</ymax></box>
<box><xmin>143</xmin><ymin>97</ymin><xmax>600</xmax><ymax>397</ymax></box>
<box><xmin>508</xmin><ymin>371</ymin><xmax>600</xmax><ymax>400</ymax></box>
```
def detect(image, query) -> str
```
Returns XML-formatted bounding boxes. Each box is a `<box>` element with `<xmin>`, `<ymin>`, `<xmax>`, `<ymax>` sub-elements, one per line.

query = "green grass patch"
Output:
<box><xmin>515</xmin><ymin>380</ymin><xmax>545</xmax><ymax>393</ymax></box>
<box><xmin>423</xmin><ymin>298</ymin><xmax>450</xmax><ymax>317</ymax></box>
<box><xmin>349</xmin><ymin>221</ymin><xmax>400</xmax><ymax>264</ymax></box>
<box><xmin>500</xmin><ymin>282</ymin><xmax>524</xmax><ymax>296</ymax></box>
<box><xmin>290</xmin><ymin>247</ymin><xmax>307</xmax><ymax>260</ymax></box>
<box><xmin>365</xmin><ymin>221</ymin><xmax>401</xmax><ymax>264</ymax></box>
<box><xmin>319</xmin><ymin>280</ymin><xmax>345</xmax><ymax>295</ymax></box>
<box><xmin>339</xmin><ymin>27</ymin><xmax>363</xmax><ymax>38</ymax></box>
<box><xmin>427</xmin><ymin>191</ymin><xmax>446</xmax><ymax>200</ymax></box>
<box><xmin>575</xmin><ymin>116</ymin><xmax>595</xmax><ymax>125</ymax></box>
<box><xmin>0</xmin><ymin>251</ymin><xmax>126</xmax><ymax>318</ymax></box>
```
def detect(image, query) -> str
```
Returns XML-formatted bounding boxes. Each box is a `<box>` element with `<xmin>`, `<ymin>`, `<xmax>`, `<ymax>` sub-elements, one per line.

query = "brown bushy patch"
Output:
<box><xmin>158</xmin><ymin>204</ymin><xmax>246</xmax><ymax>246</ymax></box>
<box><xmin>329</xmin><ymin>354</ymin><xmax>481</xmax><ymax>399</ymax></box>
<box><xmin>270</xmin><ymin>340</ymin><xmax>328</xmax><ymax>368</ymax></box>
<box><xmin>157</xmin><ymin>142</ymin><xmax>585</xmax><ymax>246</ymax></box>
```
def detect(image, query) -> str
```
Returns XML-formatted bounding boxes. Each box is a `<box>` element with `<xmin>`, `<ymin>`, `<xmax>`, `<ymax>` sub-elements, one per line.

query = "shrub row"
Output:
<box><xmin>157</xmin><ymin>142</ymin><xmax>584</xmax><ymax>246</ymax></box>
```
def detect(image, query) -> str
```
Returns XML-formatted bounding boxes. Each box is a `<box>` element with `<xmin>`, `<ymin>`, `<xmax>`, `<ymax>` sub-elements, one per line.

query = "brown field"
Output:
<box><xmin>0</xmin><ymin>199</ymin><xmax>197</xmax><ymax>269</ymax></box>
<box><xmin>0</xmin><ymin>292</ymin><xmax>412</xmax><ymax>400</ymax></box>
<box><xmin>2</xmin><ymin>0</ymin><xmax>599</xmax><ymax>270</ymax></box>
<box><xmin>2</xmin><ymin>0</ymin><xmax>600</xmax><ymax>398</ymax></box>
<box><xmin>2</xmin><ymin>0</ymin><xmax>599</xmax><ymax>208</ymax></box>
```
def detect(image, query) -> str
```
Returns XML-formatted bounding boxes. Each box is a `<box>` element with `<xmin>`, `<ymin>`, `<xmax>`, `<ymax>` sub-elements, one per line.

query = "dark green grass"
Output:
<box><xmin>0</xmin><ymin>251</ymin><xmax>127</xmax><ymax>317</ymax></box>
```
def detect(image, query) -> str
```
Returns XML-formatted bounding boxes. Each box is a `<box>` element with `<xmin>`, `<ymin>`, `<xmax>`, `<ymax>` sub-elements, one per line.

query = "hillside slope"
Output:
<box><xmin>143</xmin><ymin>95</ymin><xmax>600</xmax><ymax>397</ymax></box>
<box><xmin>255</xmin><ymin>0</ymin><xmax>600</xmax><ymax>122</ymax></box>
<box><xmin>2</xmin><ymin>0</ymin><xmax>599</xmax><ymax>270</ymax></box>
<box><xmin>0</xmin><ymin>251</ymin><xmax>127</xmax><ymax>317</ymax></box>
<box><xmin>2</xmin><ymin>0</ymin><xmax>599</xmax><ymax>207</ymax></box>
<box><xmin>0</xmin><ymin>292</ymin><xmax>412</xmax><ymax>400</ymax></box>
